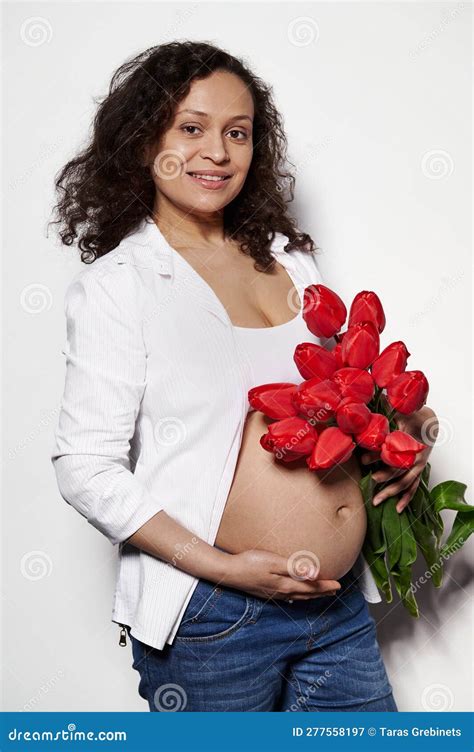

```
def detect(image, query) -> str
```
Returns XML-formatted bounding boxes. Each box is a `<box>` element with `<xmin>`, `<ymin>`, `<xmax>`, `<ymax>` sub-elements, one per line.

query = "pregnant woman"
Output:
<box><xmin>50</xmin><ymin>41</ymin><xmax>435</xmax><ymax>712</ymax></box>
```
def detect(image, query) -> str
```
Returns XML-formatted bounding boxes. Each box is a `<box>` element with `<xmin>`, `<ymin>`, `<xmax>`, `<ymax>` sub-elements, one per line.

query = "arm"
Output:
<box><xmin>51</xmin><ymin>267</ymin><xmax>231</xmax><ymax>581</ymax></box>
<box><xmin>124</xmin><ymin>511</ymin><xmax>231</xmax><ymax>581</ymax></box>
<box><xmin>361</xmin><ymin>405</ymin><xmax>439</xmax><ymax>512</ymax></box>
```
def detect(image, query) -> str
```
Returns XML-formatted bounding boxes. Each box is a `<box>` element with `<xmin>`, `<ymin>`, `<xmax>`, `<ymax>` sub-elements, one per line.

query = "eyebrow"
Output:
<box><xmin>176</xmin><ymin>108</ymin><xmax>253</xmax><ymax>123</ymax></box>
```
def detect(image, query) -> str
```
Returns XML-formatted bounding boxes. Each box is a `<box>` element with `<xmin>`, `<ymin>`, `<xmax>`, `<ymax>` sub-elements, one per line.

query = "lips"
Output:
<box><xmin>187</xmin><ymin>172</ymin><xmax>231</xmax><ymax>181</ymax></box>
<box><xmin>186</xmin><ymin>172</ymin><xmax>232</xmax><ymax>190</ymax></box>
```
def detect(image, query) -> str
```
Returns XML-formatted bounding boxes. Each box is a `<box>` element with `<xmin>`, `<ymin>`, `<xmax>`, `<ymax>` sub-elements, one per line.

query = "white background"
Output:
<box><xmin>2</xmin><ymin>0</ymin><xmax>472</xmax><ymax>712</ymax></box>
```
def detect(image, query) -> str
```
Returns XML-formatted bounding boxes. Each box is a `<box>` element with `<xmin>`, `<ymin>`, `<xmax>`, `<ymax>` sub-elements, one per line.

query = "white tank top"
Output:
<box><xmin>233</xmin><ymin>304</ymin><xmax>312</xmax><ymax>413</ymax></box>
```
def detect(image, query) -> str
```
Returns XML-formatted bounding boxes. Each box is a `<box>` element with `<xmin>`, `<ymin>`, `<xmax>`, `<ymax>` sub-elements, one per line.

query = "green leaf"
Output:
<box><xmin>439</xmin><ymin>508</ymin><xmax>474</xmax><ymax>559</ymax></box>
<box><xmin>431</xmin><ymin>481</ymin><xmax>474</xmax><ymax>514</ymax></box>
<box><xmin>409</xmin><ymin>484</ymin><xmax>425</xmax><ymax>519</ymax></box>
<box><xmin>363</xmin><ymin>545</ymin><xmax>392</xmax><ymax>602</ymax></box>
<box><xmin>381</xmin><ymin>497</ymin><xmax>402</xmax><ymax>571</ymax></box>
<box><xmin>421</xmin><ymin>461</ymin><xmax>432</xmax><ymax>488</ymax></box>
<box><xmin>398</xmin><ymin>511</ymin><xmax>418</xmax><ymax>569</ymax></box>
<box><xmin>406</xmin><ymin>507</ymin><xmax>443</xmax><ymax>587</ymax></box>
<box><xmin>360</xmin><ymin>472</ymin><xmax>385</xmax><ymax>553</ymax></box>
<box><xmin>391</xmin><ymin>564</ymin><xmax>420</xmax><ymax>618</ymax></box>
<box><xmin>419</xmin><ymin>483</ymin><xmax>444</xmax><ymax>543</ymax></box>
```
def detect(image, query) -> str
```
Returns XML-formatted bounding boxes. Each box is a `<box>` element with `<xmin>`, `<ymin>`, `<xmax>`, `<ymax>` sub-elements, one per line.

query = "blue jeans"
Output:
<box><xmin>129</xmin><ymin>549</ymin><xmax>398</xmax><ymax>712</ymax></box>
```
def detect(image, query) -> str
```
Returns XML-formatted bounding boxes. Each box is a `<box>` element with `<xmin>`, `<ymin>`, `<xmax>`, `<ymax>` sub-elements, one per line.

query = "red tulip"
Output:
<box><xmin>386</xmin><ymin>370</ymin><xmax>429</xmax><ymax>415</ymax></box>
<box><xmin>341</xmin><ymin>321</ymin><xmax>380</xmax><ymax>369</ymax></box>
<box><xmin>333</xmin><ymin>329</ymin><xmax>348</xmax><ymax>345</ymax></box>
<box><xmin>307</xmin><ymin>427</ymin><xmax>355</xmax><ymax>470</ymax></box>
<box><xmin>354</xmin><ymin>412</ymin><xmax>389</xmax><ymax>450</ymax></box>
<box><xmin>293</xmin><ymin>342</ymin><xmax>338</xmax><ymax>381</ymax></box>
<box><xmin>380</xmin><ymin>430</ymin><xmax>427</xmax><ymax>469</ymax></box>
<box><xmin>331</xmin><ymin>341</ymin><xmax>345</xmax><ymax>369</ymax></box>
<box><xmin>348</xmin><ymin>291</ymin><xmax>386</xmax><ymax>333</ymax></box>
<box><xmin>248</xmin><ymin>383</ymin><xmax>299</xmax><ymax>420</ymax></box>
<box><xmin>303</xmin><ymin>284</ymin><xmax>347</xmax><ymax>339</ymax></box>
<box><xmin>292</xmin><ymin>378</ymin><xmax>342</xmax><ymax>422</ymax></box>
<box><xmin>332</xmin><ymin>367</ymin><xmax>375</xmax><ymax>404</ymax></box>
<box><xmin>336</xmin><ymin>402</ymin><xmax>372</xmax><ymax>434</ymax></box>
<box><xmin>371</xmin><ymin>342</ymin><xmax>410</xmax><ymax>388</ymax></box>
<box><xmin>260</xmin><ymin>417</ymin><xmax>318</xmax><ymax>463</ymax></box>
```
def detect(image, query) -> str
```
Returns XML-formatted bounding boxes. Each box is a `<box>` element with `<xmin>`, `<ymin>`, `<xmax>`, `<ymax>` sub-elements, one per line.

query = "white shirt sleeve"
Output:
<box><xmin>50</xmin><ymin>266</ymin><xmax>164</xmax><ymax>546</ymax></box>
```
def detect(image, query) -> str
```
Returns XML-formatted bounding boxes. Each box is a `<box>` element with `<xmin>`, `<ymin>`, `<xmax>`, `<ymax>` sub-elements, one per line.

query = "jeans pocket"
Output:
<box><xmin>129</xmin><ymin>634</ymin><xmax>151</xmax><ymax>703</ymax></box>
<box><xmin>179</xmin><ymin>578</ymin><xmax>224</xmax><ymax>627</ymax></box>
<box><xmin>175</xmin><ymin>581</ymin><xmax>252</xmax><ymax>643</ymax></box>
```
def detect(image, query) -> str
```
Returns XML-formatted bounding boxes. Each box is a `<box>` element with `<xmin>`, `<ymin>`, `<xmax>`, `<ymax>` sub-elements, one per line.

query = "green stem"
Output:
<box><xmin>374</xmin><ymin>386</ymin><xmax>382</xmax><ymax>413</ymax></box>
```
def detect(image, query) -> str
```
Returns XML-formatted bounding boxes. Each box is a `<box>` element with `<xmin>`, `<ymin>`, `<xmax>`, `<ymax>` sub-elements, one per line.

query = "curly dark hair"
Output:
<box><xmin>49</xmin><ymin>40</ymin><xmax>319</xmax><ymax>272</ymax></box>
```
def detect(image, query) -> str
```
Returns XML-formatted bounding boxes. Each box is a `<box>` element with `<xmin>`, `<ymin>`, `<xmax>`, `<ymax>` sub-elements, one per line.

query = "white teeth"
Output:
<box><xmin>189</xmin><ymin>173</ymin><xmax>228</xmax><ymax>182</ymax></box>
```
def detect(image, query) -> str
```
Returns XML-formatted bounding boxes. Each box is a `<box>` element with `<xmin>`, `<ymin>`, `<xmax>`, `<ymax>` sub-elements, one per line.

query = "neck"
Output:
<box><xmin>151</xmin><ymin>195</ymin><xmax>227</xmax><ymax>248</ymax></box>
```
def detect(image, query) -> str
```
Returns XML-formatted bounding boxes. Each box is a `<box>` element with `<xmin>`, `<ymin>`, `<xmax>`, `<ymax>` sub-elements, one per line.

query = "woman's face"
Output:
<box><xmin>148</xmin><ymin>70</ymin><xmax>254</xmax><ymax>216</ymax></box>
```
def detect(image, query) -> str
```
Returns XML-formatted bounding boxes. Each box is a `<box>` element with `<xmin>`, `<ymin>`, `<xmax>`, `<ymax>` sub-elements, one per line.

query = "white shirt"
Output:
<box><xmin>233</xmin><ymin>299</ymin><xmax>313</xmax><ymax>411</ymax></box>
<box><xmin>51</xmin><ymin>216</ymin><xmax>380</xmax><ymax>652</ymax></box>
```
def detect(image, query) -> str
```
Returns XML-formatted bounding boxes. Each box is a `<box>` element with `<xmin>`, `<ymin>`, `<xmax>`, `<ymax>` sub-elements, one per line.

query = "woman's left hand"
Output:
<box><xmin>360</xmin><ymin>407</ymin><xmax>439</xmax><ymax>514</ymax></box>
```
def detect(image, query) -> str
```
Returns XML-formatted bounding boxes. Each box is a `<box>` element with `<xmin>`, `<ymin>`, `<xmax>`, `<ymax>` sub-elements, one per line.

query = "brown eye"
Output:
<box><xmin>228</xmin><ymin>129</ymin><xmax>247</xmax><ymax>140</ymax></box>
<box><xmin>181</xmin><ymin>125</ymin><xmax>200</xmax><ymax>135</ymax></box>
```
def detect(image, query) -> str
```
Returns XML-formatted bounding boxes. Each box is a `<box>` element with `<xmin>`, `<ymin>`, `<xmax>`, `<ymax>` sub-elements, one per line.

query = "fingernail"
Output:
<box><xmin>373</xmin><ymin>497</ymin><xmax>382</xmax><ymax>506</ymax></box>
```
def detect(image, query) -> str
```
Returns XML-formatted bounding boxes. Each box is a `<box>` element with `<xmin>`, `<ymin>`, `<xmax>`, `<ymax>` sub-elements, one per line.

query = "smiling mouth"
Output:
<box><xmin>187</xmin><ymin>173</ymin><xmax>232</xmax><ymax>182</ymax></box>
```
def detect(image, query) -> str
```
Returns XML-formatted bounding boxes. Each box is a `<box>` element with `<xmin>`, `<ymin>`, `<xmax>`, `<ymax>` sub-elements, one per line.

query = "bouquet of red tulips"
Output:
<box><xmin>249</xmin><ymin>284</ymin><xmax>473</xmax><ymax>616</ymax></box>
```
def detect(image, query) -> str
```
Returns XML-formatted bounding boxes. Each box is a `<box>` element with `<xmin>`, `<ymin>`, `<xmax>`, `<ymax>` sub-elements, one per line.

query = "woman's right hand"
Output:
<box><xmin>222</xmin><ymin>549</ymin><xmax>342</xmax><ymax>601</ymax></box>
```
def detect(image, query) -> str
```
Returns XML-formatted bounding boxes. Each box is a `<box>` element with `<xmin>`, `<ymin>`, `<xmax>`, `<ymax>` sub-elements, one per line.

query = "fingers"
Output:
<box><xmin>276</xmin><ymin>577</ymin><xmax>342</xmax><ymax>601</ymax></box>
<box><xmin>360</xmin><ymin>451</ymin><xmax>380</xmax><ymax>465</ymax></box>
<box><xmin>372</xmin><ymin>466</ymin><xmax>406</xmax><ymax>484</ymax></box>
<box><xmin>396</xmin><ymin>476</ymin><xmax>420</xmax><ymax>513</ymax></box>
<box><xmin>283</xmin><ymin>587</ymin><xmax>340</xmax><ymax>601</ymax></box>
<box><xmin>372</xmin><ymin>469</ymin><xmax>419</xmax><ymax>507</ymax></box>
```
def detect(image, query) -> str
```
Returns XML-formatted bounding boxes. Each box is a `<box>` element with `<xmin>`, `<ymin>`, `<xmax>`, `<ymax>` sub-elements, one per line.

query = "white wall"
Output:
<box><xmin>2</xmin><ymin>0</ymin><xmax>472</xmax><ymax>712</ymax></box>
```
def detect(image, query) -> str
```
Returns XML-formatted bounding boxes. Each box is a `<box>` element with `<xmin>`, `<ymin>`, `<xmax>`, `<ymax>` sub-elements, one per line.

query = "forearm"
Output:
<box><xmin>125</xmin><ymin>510</ymin><xmax>232</xmax><ymax>583</ymax></box>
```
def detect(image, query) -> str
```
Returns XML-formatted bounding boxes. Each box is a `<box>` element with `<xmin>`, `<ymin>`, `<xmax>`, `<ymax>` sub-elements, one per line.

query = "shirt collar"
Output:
<box><xmin>118</xmin><ymin>215</ymin><xmax>299</xmax><ymax>326</ymax></box>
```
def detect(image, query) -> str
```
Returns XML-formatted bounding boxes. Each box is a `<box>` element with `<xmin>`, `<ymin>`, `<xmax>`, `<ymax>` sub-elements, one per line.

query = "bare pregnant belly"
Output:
<box><xmin>215</xmin><ymin>410</ymin><xmax>367</xmax><ymax>580</ymax></box>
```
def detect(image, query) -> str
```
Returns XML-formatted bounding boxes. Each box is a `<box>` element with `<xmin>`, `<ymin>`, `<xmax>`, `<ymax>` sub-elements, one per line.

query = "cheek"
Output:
<box><xmin>150</xmin><ymin>135</ymin><xmax>198</xmax><ymax>180</ymax></box>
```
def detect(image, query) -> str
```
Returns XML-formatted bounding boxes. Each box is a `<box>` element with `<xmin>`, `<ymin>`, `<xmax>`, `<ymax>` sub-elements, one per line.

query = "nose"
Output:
<box><xmin>199</xmin><ymin>128</ymin><xmax>230</xmax><ymax>164</ymax></box>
